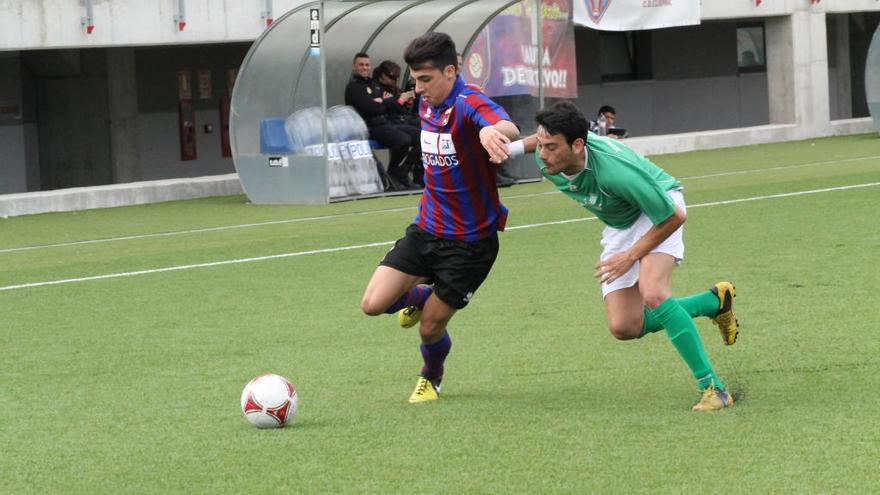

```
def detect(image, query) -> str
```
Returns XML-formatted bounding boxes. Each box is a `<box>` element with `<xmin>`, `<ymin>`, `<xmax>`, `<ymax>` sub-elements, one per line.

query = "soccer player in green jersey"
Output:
<box><xmin>509</xmin><ymin>101</ymin><xmax>739</xmax><ymax>411</ymax></box>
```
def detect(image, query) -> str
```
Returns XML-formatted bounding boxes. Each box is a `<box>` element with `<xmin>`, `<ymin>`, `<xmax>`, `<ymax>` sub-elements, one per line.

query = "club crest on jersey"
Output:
<box><xmin>582</xmin><ymin>192</ymin><xmax>602</xmax><ymax>210</ymax></box>
<box><xmin>441</xmin><ymin>107</ymin><xmax>453</xmax><ymax>126</ymax></box>
<box><xmin>586</xmin><ymin>0</ymin><xmax>612</xmax><ymax>24</ymax></box>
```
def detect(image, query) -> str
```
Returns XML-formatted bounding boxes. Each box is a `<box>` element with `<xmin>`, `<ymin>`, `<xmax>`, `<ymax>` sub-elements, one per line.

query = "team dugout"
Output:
<box><xmin>231</xmin><ymin>0</ymin><xmax>558</xmax><ymax>204</ymax></box>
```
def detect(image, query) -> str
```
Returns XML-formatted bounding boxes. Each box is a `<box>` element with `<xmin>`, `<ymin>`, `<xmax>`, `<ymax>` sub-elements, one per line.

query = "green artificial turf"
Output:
<box><xmin>1</xmin><ymin>134</ymin><xmax>879</xmax><ymax>493</ymax></box>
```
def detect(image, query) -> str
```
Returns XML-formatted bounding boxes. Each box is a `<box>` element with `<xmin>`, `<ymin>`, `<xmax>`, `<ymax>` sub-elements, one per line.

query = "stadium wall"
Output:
<box><xmin>0</xmin><ymin>1</ymin><xmax>878</xmax><ymax>216</ymax></box>
<box><xmin>0</xmin><ymin>173</ymin><xmax>242</xmax><ymax>218</ymax></box>
<box><xmin>573</xmin><ymin>21</ymin><xmax>771</xmax><ymax>137</ymax></box>
<box><xmin>0</xmin><ymin>0</ymin><xmax>305</xmax><ymax>50</ymax></box>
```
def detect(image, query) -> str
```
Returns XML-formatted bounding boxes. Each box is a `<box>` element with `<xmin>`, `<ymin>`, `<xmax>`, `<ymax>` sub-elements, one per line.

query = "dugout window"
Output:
<box><xmin>737</xmin><ymin>22</ymin><xmax>766</xmax><ymax>74</ymax></box>
<box><xmin>599</xmin><ymin>31</ymin><xmax>653</xmax><ymax>83</ymax></box>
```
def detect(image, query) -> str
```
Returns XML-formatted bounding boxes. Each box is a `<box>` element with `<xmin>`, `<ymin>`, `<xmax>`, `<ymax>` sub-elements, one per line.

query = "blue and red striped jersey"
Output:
<box><xmin>415</xmin><ymin>76</ymin><xmax>511</xmax><ymax>242</ymax></box>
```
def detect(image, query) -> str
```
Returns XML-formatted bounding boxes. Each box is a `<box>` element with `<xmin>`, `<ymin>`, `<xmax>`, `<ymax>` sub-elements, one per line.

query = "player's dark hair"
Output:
<box><xmin>404</xmin><ymin>32</ymin><xmax>458</xmax><ymax>72</ymax></box>
<box><xmin>353</xmin><ymin>52</ymin><xmax>370</xmax><ymax>63</ymax></box>
<box><xmin>535</xmin><ymin>101</ymin><xmax>589</xmax><ymax>146</ymax></box>
<box><xmin>598</xmin><ymin>105</ymin><xmax>616</xmax><ymax>116</ymax></box>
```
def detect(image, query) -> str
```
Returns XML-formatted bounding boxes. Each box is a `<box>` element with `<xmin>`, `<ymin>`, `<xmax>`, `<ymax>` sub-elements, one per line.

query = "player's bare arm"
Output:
<box><xmin>520</xmin><ymin>133</ymin><xmax>539</xmax><ymax>154</ymax></box>
<box><xmin>479</xmin><ymin>120</ymin><xmax>519</xmax><ymax>163</ymax></box>
<box><xmin>595</xmin><ymin>206</ymin><xmax>687</xmax><ymax>284</ymax></box>
<box><xmin>503</xmin><ymin>134</ymin><xmax>541</xmax><ymax>160</ymax></box>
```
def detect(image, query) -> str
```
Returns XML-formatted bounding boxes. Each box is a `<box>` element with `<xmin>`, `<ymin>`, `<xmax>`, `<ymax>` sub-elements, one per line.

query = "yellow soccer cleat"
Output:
<box><xmin>710</xmin><ymin>281</ymin><xmax>739</xmax><ymax>345</ymax></box>
<box><xmin>398</xmin><ymin>306</ymin><xmax>421</xmax><ymax>329</ymax></box>
<box><xmin>408</xmin><ymin>376</ymin><xmax>440</xmax><ymax>404</ymax></box>
<box><xmin>692</xmin><ymin>385</ymin><xmax>734</xmax><ymax>412</ymax></box>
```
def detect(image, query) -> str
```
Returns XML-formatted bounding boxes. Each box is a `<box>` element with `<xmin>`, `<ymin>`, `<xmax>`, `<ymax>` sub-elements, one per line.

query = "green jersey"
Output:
<box><xmin>536</xmin><ymin>132</ymin><xmax>682</xmax><ymax>229</ymax></box>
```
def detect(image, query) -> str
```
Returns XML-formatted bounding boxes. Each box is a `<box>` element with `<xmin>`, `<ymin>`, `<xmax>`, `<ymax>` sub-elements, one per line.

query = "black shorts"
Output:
<box><xmin>380</xmin><ymin>224</ymin><xmax>499</xmax><ymax>309</ymax></box>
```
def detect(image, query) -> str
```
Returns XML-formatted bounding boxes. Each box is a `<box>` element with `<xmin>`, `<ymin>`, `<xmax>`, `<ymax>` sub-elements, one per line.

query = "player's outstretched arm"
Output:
<box><xmin>480</xmin><ymin>120</ymin><xmax>520</xmax><ymax>164</ymax></box>
<box><xmin>505</xmin><ymin>134</ymin><xmax>538</xmax><ymax>159</ymax></box>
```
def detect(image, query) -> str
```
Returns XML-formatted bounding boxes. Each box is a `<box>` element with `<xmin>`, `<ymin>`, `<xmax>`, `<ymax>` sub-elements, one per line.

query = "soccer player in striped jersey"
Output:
<box><xmin>509</xmin><ymin>102</ymin><xmax>739</xmax><ymax>412</ymax></box>
<box><xmin>360</xmin><ymin>32</ymin><xmax>519</xmax><ymax>403</ymax></box>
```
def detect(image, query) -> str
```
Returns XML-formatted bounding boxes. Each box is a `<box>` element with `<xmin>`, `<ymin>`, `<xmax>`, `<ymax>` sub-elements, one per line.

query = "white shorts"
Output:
<box><xmin>599</xmin><ymin>189</ymin><xmax>686</xmax><ymax>298</ymax></box>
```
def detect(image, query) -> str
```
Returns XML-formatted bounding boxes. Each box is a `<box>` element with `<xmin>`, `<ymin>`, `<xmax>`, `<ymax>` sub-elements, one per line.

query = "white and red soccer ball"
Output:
<box><xmin>240</xmin><ymin>374</ymin><xmax>298</xmax><ymax>428</ymax></box>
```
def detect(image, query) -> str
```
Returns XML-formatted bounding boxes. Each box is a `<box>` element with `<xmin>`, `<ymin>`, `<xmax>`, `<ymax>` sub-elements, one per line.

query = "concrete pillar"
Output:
<box><xmin>107</xmin><ymin>47</ymin><xmax>141</xmax><ymax>183</ymax></box>
<box><xmin>766</xmin><ymin>10</ymin><xmax>831</xmax><ymax>135</ymax></box>
<box><xmin>802</xmin><ymin>10</ymin><xmax>831</xmax><ymax>132</ymax></box>
<box><xmin>765</xmin><ymin>15</ymin><xmax>796</xmax><ymax>124</ymax></box>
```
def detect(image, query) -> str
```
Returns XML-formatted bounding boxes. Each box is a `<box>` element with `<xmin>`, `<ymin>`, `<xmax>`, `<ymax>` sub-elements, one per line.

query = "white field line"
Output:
<box><xmin>0</xmin><ymin>241</ymin><xmax>395</xmax><ymax>292</ymax></box>
<box><xmin>3</xmin><ymin>154</ymin><xmax>878</xmax><ymax>255</ymax></box>
<box><xmin>677</xmin><ymin>155</ymin><xmax>880</xmax><ymax>181</ymax></box>
<box><xmin>1</xmin><ymin>181</ymin><xmax>878</xmax><ymax>293</ymax></box>
<box><xmin>506</xmin><ymin>181</ymin><xmax>880</xmax><ymax>230</ymax></box>
<box><xmin>0</xmin><ymin>206</ymin><xmax>415</xmax><ymax>254</ymax></box>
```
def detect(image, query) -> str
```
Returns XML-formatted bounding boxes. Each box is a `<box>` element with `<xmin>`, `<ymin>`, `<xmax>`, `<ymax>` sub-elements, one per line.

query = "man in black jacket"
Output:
<box><xmin>344</xmin><ymin>52</ymin><xmax>419</xmax><ymax>189</ymax></box>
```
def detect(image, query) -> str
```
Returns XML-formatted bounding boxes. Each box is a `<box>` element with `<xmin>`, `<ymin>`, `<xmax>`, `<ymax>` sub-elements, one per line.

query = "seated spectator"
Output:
<box><xmin>373</xmin><ymin>60</ymin><xmax>423</xmax><ymax>186</ymax></box>
<box><xmin>589</xmin><ymin>105</ymin><xmax>626</xmax><ymax>139</ymax></box>
<box><xmin>344</xmin><ymin>52</ymin><xmax>420</xmax><ymax>190</ymax></box>
<box><xmin>373</xmin><ymin>60</ymin><xmax>419</xmax><ymax>127</ymax></box>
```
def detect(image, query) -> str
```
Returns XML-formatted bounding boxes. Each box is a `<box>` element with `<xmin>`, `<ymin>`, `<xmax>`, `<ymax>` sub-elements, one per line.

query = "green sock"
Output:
<box><xmin>640</xmin><ymin>290</ymin><xmax>720</xmax><ymax>336</ymax></box>
<box><xmin>650</xmin><ymin>298</ymin><xmax>724</xmax><ymax>390</ymax></box>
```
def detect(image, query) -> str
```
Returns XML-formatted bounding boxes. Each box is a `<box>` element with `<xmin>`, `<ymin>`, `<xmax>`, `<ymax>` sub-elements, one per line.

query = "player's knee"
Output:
<box><xmin>418</xmin><ymin>319</ymin><xmax>443</xmax><ymax>339</ymax></box>
<box><xmin>360</xmin><ymin>295</ymin><xmax>385</xmax><ymax>316</ymax></box>
<box><xmin>417</xmin><ymin>311</ymin><xmax>451</xmax><ymax>341</ymax></box>
<box><xmin>607</xmin><ymin>320</ymin><xmax>640</xmax><ymax>341</ymax></box>
<box><xmin>640</xmin><ymin>287</ymin><xmax>671</xmax><ymax>310</ymax></box>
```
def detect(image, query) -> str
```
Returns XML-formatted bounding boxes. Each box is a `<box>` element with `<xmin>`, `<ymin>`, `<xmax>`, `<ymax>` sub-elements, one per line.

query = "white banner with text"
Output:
<box><xmin>573</xmin><ymin>0</ymin><xmax>700</xmax><ymax>31</ymax></box>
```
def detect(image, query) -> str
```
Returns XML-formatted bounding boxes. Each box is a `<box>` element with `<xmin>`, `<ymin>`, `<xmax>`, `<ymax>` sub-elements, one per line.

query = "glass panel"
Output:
<box><xmin>737</xmin><ymin>24</ymin><xmax>766</xmax><ymax>71</ymax></box>
<box><xmin>600</xmin><ymin>32</ymin><xmax>633</xmax><ymax>80</ymax></box>
<box><xmin>867</xmin><ymin>24</ymin><xmax>880</xmax><ymax>134</ymax></box>
<box><xmin>231</xmin><ymin>3</ymin><xmax>329</xmax><ymax>204</ymax></box>
<box><xmin>232</xmin><ymin>1</ymin><xmax>384</xmax><ymax>204</ymax></box>
<box><xmin>322</xmin><ymin>1</ymin><xmax>420</xmax><ymax>109</ymax></box>
<box><xmin>367</xmin><ymin>0</ymin><xmax>469</xmax><ymax>87</ymax></box>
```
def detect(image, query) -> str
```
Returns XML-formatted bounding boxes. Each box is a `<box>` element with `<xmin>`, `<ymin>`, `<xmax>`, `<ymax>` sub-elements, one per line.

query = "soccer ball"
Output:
<box><xmin>240</xmin><ymin>373</ymin><xmax>299</xmax><ymax>428</ymax></box>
